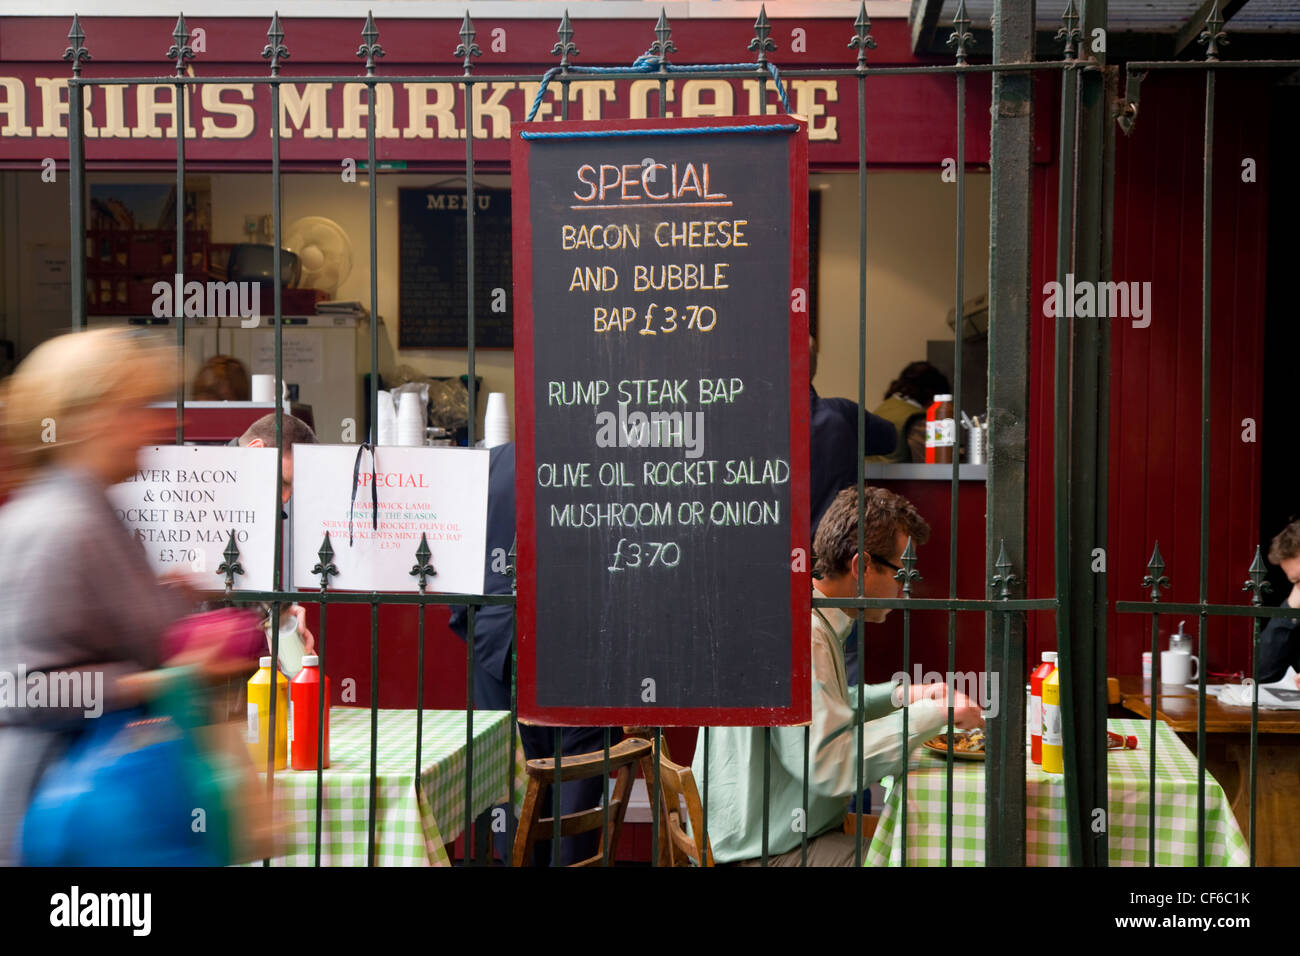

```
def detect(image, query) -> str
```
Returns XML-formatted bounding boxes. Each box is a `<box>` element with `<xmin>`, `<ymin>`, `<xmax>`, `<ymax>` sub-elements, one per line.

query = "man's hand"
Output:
<box><xmin>291</xmin><ymin>604</ymin><xmax>316</xmax><ymax>656</ymax></box>
<box><xmin>907</xmin><ymin>682</ymin><xmax>984</xmax><ymax>728</ymax></box>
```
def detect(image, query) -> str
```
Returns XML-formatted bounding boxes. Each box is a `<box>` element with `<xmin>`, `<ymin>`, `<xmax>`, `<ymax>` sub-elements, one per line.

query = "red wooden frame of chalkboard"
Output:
<box><xmin>512</xmin><ymin>114</ymin><xmax>810</xmax><ymax>726</ymax></box>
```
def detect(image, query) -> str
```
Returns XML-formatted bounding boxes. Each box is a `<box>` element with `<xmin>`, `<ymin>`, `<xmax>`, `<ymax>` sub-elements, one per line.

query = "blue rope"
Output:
<box><xmin>524</xmin><ymin>54</ymin><xmax>790</xmax><ymax>123</ymax></box>
<box><xmin>519</xmin><ymin>123</ymin><xmax>797</xmax><ymax>141</ymax></box>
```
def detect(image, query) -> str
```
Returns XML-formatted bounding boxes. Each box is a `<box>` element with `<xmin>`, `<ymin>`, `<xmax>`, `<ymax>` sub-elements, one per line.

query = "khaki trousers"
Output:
<box><xmin>733</xmin><ymin>831</ymin><xmax>860</xmax><ymax>867</ymax></box>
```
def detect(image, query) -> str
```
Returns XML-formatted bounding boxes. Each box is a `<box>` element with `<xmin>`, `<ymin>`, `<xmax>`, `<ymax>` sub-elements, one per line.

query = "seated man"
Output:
<box><xmin>1259</xmin><ymin>519</ymin><xmax>1300</xmax><ymax>687</ymax></box>
<box><xmin>693</xmin><ymin>485</ymin><xmax>983</xmax><ymax>866</ymax></box>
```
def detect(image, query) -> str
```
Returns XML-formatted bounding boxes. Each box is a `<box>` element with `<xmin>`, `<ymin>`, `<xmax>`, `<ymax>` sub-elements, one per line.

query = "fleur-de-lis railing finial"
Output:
<box><xmin>456</xmin><ymin>12</ymin><xmax>482</xmax><ymax>74</ymax></box>
<box><xmin>947</xmin><ymin>0</ymin><xmax>974</xmax><ymax>65</ymax></box>
<box><xmin>312</xmin><ymin>532</ymin><xmax>339</xmax><ymax>591</ymax></box>
<box><xmin>1243</xmin><ymin>545</ymin><xmax>1271</xmax><ymax>607</ymax></box>
<box><xmin>1056</xmin><ymin>0</ymin><xmax>1082</xmax><ymax>60</ymax></box>
<box><xmin>848</xmin><ymin>3</ymin><xmax>876</xmax><ymax>72</ymax></box>
<box><xmin>896</xmin><ymin>536</ymin><xmax>922</xmax><ymax>597</ymax></box>
<box><xmin>991</xmin><ymin>538</ymin><xmax>1020</xmax><ymax>601</ymax></box>
<box><xmin>216</xmin><ymin>529</ymin><xmax>245</xmax><ymax>594</ymax></box>
<box><xmin>649</xmin><ymin>8</ymin><xmax>676</xmax><ymax>60</ymax></box>
<box><xmin>262</xmin><ymin>12</ymin><xmax>290</xmax><ymax>75</ymax></box>
<box><xmin>1142</xmin><ymin>540</ymin><xmax>1170</xmax><ymax>602</ymax></box>
<box><xmin>167</xmin><ymin>14</ymin><xmax>195</xmax><ymax>77</ymax></box>
<box><xmin>749</xmin><ymin>5</ymin><xmax>776</xmax><ymax>67</ymax></box>
<box><xmin>410</xmin><ymin>533</ymin><xmax>437</xmax><ymax>591</ymax></box>
<box><xmin>551</xmin><ymin>10</ymin><xmax>578</xmax><ymax>69</ymax></box>
<box><xmin>357</xmin><ymin>11</ymin><xmax>385</xmax><ymax>75</ymax></box>
<box><xmin>1197</xmin><ymin>1</ymin><xmax>1229</xmax><ymax>62</ymax></box>
<box><xmin>64</xmin><ymin>15</ymin><xmax>92</xmax><ymax>77</ymax></box>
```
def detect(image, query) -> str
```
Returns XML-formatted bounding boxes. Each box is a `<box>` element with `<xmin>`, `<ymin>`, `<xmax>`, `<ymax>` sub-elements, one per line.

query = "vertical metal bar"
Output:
<box><xmin>900</xmin><ymin>604</ymin><xmax>911</xmax><ymax>865</ymax></box>
<box><xmin>463</xmin><ymin>81</ymin><xmax>479</xmax><ymax>864</ymax></box>
<box><xmin>853</xmin><ymin>56</ymin><xmax>868</xmax><ymax>875</ymax></box>
<box><xmin>315</xmin><ymin>600</ymin><xmax>327</xmax><ymax>866</ymax></box>
<box><xmin>368</xmin><ymin>600</ymin><xmax>378</xmax><ymax>866</ymax></box>
<box><xmin>601</xmin><ymin>727</ymin><xmax>611</xmax><ymax>866</ymax></box>
<box><xmin>801</xmin><ymin>726</ymin><xmax>809</xmax><ymax>867</ymax></box>
<box><xmin>464</xmin><ymin>603</ymin><xmax>476</xmax><ymax>861</ymax></box>
<box><xmin>1149</xmin><ymin>607</ymin><xmax>1159</xmax><ymax>863</ymax></box>
<box><xmin>761</xmin><ymin>726</ymin><xmax>771</xmax><ymax>865</ymax></box>
<box><xmin>1196</xmin><ymin>66</ymin><xmax>1216</xmax><ymax>870</ymax></box>
<box><xmin>174</xmin><ymin>79</ymin><xmax>187</xmax><ymax>445</ymax></box>
<box><xmin>67</xmin><ymin>80</ymin><xmax>85</xmax><ymax>331</ymax></box>
<box><xmin>984</xmin><ymin>0</ymin><xmax>1035</xmax><ymax>866</ymax></box>
<box><xmin>415</xmin><ymin>593</ymin><xmax>426</xmax><ymax>787</ymax></box>
<box><xmin>1249</xmin><ymin>616</ymin><xmax>1260</xmax><ymax>865</ymax></box>
<box><xmin>508</xmin><ymin>611</ymin><xmax>518</xmax><ymax>866</ymax></box>
<box><xmin>551</xmin><ymin>728</ymin><xmax>562</xmax><ymax>867</ymax></box>
<box><xmin>1061</xmin><ymin>0</ymin><xmax>1112</xmax><ymax>867</ymax></box>
<box><xmin>652</xmin><ymin>728</ymin><xmax>662</xmax><ymax>867</ymax></box>
<box><xmin>701</xmin><ymin>726</ymin><xmax>709</xmax><ymax>862</ymax></box>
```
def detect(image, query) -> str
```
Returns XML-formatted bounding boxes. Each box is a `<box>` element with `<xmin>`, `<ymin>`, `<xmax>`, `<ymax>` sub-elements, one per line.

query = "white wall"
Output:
<box><xmin>811</xmin><ymin>170</ymin><xmax>990</xmax><ymax>409</ymax></box>
<box><xmin>0</xmin><ymin>167</ymin><xmax>989</xmax><ymax>432</ymax></box>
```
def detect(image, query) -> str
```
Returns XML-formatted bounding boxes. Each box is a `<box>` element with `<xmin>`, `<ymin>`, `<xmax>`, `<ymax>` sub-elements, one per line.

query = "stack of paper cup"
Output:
<box><xmin>484</xmin><ymin>392</ymin><xmax>510</xmax><ymax>448</ymax></box>
<box><xmin>376</xmin><ymin>390</ymin><xmax>397</xmax><ymax>446</ymax></box>
<box><xmin>396</xmin><ymin>391</ymin><xmax>426</xmax><ymax>447</ymax></box>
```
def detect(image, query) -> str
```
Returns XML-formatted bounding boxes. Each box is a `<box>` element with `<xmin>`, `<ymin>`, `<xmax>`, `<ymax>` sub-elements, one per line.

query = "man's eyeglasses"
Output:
<box><xmin>869</xmin><ymin>553</ymin><xmax>902</xmax><ymax>573</ymax></box>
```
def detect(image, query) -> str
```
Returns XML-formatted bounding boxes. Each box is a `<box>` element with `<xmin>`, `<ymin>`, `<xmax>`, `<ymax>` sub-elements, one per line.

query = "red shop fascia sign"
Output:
<box><xmin>0</xmin><ymin>15</ymin><xmax>1050</xmax><ymax>170</ymax></box>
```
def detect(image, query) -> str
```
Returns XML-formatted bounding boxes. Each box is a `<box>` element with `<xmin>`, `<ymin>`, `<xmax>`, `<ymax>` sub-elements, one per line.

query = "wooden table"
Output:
<box><xmin>1118</xmin><ymin>676</ymin><xmax>1300</xmax><ymax>866</ymax></box>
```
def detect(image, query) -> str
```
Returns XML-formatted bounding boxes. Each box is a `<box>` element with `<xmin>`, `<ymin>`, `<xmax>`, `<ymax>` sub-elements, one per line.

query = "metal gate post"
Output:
<box><xmin>1058</xmin><ymin>0</ymin><xmax>1113</xmax><ymax>867</ymax></box>
<box><xmin>984</xmin><ymin>0</ymin><xmax>1035</xmax><ymax>866</ymax></box>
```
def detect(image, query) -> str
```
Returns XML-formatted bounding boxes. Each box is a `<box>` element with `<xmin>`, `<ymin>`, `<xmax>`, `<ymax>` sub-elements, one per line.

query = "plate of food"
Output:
<box><xmin>922</xmin><ymin>729</ymin><xmax>986</xmax><ymax>760</ymax></box>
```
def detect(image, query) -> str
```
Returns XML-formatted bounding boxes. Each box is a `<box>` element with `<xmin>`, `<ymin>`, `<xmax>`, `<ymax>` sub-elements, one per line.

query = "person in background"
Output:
<box><xmin>867</xmin><ymin>361</ymin><xmax>953</xmax><ymax>464</ymax></box>
<box><xmin>810</xmin><ymin>337</ymin><xmax>898</xmax><ymax>536</ymax></box>
<box><xmin>448</xmin><ymin>441</ymin><xmax>616</xmax><ymax>865</ymax></box>
<box><xmin>694</xmin><ymin>486</ymin><xmax>983</xmax><ymax>866</ymax></box>
<box><xmin>0</xmin><ymin>329</ymin><xmax>250</xmax><ymax>865</ymax></box>
<box><xmin>209</xmin><ymin>412</ymin><xmax>318</xmax><ymax>719</ymax></box>
<box><xmin>192</xmin><ymin>354</ymin><xmax>251</xmax><ymax>402</ymax></box>
<box><xmin>1258</xmin><ymin>519</ymin><xmax>1300</xmax><ymax>687</ymax></box>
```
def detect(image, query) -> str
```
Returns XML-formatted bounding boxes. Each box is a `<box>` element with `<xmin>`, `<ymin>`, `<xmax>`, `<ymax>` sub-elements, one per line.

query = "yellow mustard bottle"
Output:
<box><xmin>1041</xmin><ymin>667</ymin><xmax>1063</xmax><ymax>774</ymax></box>
<box><xmin>247</xmin><ymin>655</ymin><xmax>288</xmax><ymax>770</ymax></box>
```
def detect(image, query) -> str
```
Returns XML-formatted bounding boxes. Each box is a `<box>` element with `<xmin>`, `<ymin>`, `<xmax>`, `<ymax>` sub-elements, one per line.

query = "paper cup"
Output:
<box><xmin>251</xmin><ymin>374</ymin><xmax>275</xmax><ymax>403</ymax></box>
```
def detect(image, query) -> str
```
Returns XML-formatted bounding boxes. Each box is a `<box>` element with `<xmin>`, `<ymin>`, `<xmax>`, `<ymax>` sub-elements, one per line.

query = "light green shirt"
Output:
<box><xmin>692</xmin><ymin>599</ymin><xmax>947</xmax><ymax>863</ymax></box>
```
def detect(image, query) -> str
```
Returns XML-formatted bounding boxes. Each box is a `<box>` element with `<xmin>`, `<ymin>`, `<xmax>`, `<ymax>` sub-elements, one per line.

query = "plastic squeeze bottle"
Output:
<box><xmin>1030</xmin><ymin>650</ymin><xmax>1058</xmax><ymax>765</ymax></box>
<box><xmin>247</xmin><ymin>656</ymin><xmax>288</xmax><ymax>770</ymax></box>
<box><xmin>290</xmin><ymin>654</ymin><xmax>330</xmax><ymax>770</ymax></box>
<box><xmin>1041</xmin><ymin>667</ymin><xmax>1063</xmax><ymax>775</ymax></box>
<box><xmin>925</xmin><ymin>394</ymin><xmax>955</xmax><ymax>464</ymax></box>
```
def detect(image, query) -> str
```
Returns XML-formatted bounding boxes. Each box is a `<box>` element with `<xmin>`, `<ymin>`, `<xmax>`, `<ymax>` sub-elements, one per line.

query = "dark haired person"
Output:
<box><xmin>192</xmin><ymin>354</ymin><xmax>252</xmax><ymax>402</ymax></box>
<box><xmin>867</xmin><ymin>361</ymin><xmax>953</xmax><ymax>464</ymax></box>
<box><xmin>809</xmin><ymin>337</ymin><xmax>898</xmax><ymax>535</ymax></box>
<box><xmin>693</xmin><ymin>486</ymin><xmax>983</xmax><ymax>866</ymax></box>
<box><xmin>1258</xmin><ymin>519</ymin><xmax>1300</xmax><ymax>688</ymax></box>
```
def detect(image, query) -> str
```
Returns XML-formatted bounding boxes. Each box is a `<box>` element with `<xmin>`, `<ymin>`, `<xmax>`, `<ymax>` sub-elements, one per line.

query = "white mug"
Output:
<box><xmin>1160</xmin><ymin>649</ymin><xmax>1199</xmax><ymax>685</ymax></box>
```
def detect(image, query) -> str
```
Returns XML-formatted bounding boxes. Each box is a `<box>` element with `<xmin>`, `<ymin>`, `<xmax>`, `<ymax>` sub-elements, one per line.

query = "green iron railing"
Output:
<box><xmin>55</xmin><ymin>0</ymin><xmax>1296</xmax><ymax>868</ymax></box>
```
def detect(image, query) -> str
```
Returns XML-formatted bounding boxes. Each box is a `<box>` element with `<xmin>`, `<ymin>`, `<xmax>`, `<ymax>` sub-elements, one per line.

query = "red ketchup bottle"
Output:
<box><xmin>290</xmin><ymin>654</ymin><xmax>330</xmax><ymax>770</ymax></box>
<box><xmin>1030</xmin><ymin>650</ymin><xmax>1057</xmax><ymax>766</ymax></box>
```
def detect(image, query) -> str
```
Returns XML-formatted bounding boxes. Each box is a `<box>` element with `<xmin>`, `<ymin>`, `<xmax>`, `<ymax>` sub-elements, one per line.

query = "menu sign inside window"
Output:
<box><xmin>513</xmin><ymin>116</ymin><xmax>811</xmax><ymax>726</ymax></box>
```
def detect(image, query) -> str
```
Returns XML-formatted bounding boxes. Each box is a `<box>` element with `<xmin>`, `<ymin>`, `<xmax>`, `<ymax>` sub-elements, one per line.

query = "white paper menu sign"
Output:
<box><xmin>291</xmin><ymin>445</ymin><xmax>489</xmax><ymax>593</ymax></box>
<box><xmin>109</xmin><ymin>445</ymin><xmax>280</xmax><ymax>591</ymax></box>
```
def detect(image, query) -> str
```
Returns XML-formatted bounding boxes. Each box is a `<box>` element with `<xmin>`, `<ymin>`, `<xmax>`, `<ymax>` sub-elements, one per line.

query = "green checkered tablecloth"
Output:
<box><xmin>866</xmin><ymin>718</ymin><xmax>1249</xmax><ymax>866</ymax></box>
<box><xmin>254</xmin><ymin>707</ymin><xmax>524</xmax><ymax>867</ymax></box>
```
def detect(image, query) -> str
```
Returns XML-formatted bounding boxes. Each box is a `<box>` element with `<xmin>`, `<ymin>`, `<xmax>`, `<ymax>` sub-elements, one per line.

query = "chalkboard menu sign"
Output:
<box><xmin>398</xmin><ymin>187</ymin><xmax>512</xmax><ymax>348</ymax></box>
<box><xmin>513</xmin><ymin>116</ymin><xmax>811</xmax><ymax>726</ymax></box>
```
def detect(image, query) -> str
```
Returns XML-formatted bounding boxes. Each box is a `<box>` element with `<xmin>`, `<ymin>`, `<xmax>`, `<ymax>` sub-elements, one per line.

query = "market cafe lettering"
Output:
<box><xmin>0</xmin><ymin>77</ymin><xmax>840</xmax><ymax>143</ymax></box>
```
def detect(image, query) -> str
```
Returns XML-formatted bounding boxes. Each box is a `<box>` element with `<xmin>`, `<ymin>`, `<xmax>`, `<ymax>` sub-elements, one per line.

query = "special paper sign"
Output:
<box><xmin>292</xmin><ymin>445</ymin><xmax>489</xmax><ymax>593</ymax></box>
<box><xmin>110</xmin><ymin>446</ymin><xmax>281</xmax><ymax>590</ymax></box>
